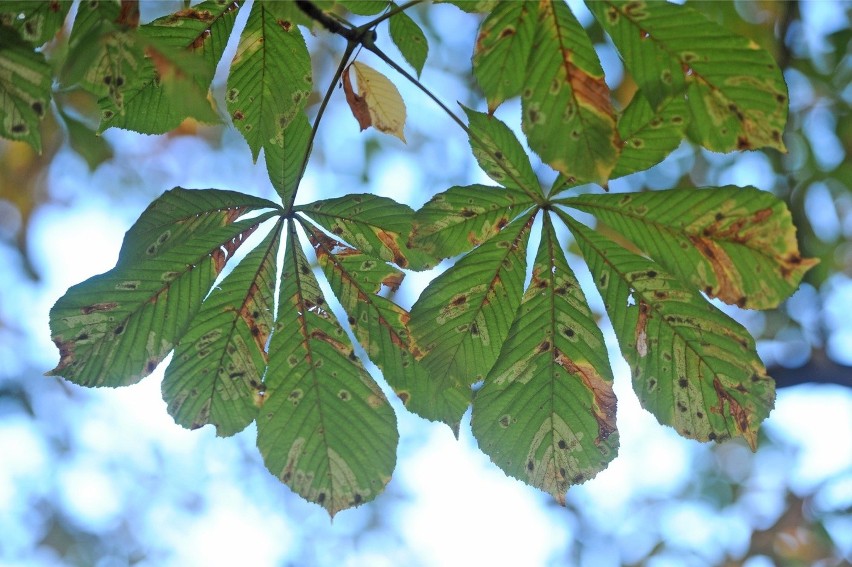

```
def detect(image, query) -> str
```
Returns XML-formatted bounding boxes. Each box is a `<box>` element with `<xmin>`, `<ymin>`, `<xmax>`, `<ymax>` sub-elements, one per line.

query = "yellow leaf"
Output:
<box><xmin>350</xmin><ymin>61</ymin><xmax>407</xmax><ymax>143</ymax></box>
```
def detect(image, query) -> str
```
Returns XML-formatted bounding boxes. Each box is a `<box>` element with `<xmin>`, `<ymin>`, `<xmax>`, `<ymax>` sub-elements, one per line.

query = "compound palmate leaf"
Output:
<box><xmin>162</xmin><ymin>220</ymin><xmax>284</xmax><ymax>437</ymax></box>
<box><xmin>560</xmin><ymin>187</ymin><xmax>818</xmax><ymax>309</ymax></box>
<box><xmin>258</xmin><ymin>223</ymin><xmax>397</xmax><ymax>517</ymax></box>
<box><xmin>472</xmin><ymin>215</ymin><xmax>618</xmax><ymax>503</ymax></box>
<box><xmin>561</xmin><ymin>212</ymin><xmax>775</xmax><ymax>450</ymax></box>
<box><xmin>48</xmin><ymin>188</ymin><xmax>280</xmax><ymax>387</ymax></box>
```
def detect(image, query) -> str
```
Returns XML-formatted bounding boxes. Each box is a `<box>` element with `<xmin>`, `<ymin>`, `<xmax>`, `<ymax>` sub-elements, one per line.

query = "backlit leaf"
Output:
<box><xmin>611</xmin><ymin>93</ymin><xmax>688</xmax><ymax>178</ymax></box>
<box><xmin>98</xmin><ymin>42</ymin><xmax>220</xmax><ymax>133</ymax></box>
<box><xmin>389</xmin><ymin>5</ymin><xmax>429</xmax><ymax>77</ymax></box>
<box><xmin>438</xmin><ymin>0</ymin><xmax>500</xmax><ymax>13</ymax></box>
<box><xmin>296</xmin><ymin>194</ymin><xmax>435</xmax><ymax>270</ymax></box>
<box><xmin>463</xmin><ymin>106</ymin><xmax>542</xmax><ymax>198</ymax></box>
<box><xmin>472</xmin><ymin>1</ymin><xmax>538</xmax><ymax>113</ymax></box>
<box><xmin>227</xmin><ymin>1</ymin><xmax>312</xmax><ymax>160</ymax></box>
<box><xmin>410</xmin><ymin>184</ymin><xmax>532</xmax><ymax>260</ymax></box>
<box><xmin>264</xmin><ymin>111</ymin><xmax>311</xmax><ymax>209</ymax></box>
<box><xmin>338</xmin><ymin>1</ymin><xmax>389</xmax><ymax>16</ymax></box>
<box><xmin>559</xmin><ymin>187</ymin><xmax>818</xmax><ymax>309</ymax></box>
<box><xmin>258</xmin><ymin>224</ymin><xmax>397</xmax><ymax>517</ymax></box>
<box><xmin>472</xmin><ymin>215</ymin><xmax>618</xmax><ymax>502</ymax></box>
<box><xmin>349</xmin><ymin>61</ymin><xmax>407</xmax><ymax>143</ymax></box>
<box><xmin>409</xmin><ymin>211</ymin><xmax>535</xmax><ymax>389</ymax></box>
<box><xmin>522</xmin><ymin>0</ymin><xmax>620</xmax><ymax>185</ymax></box>
<box><xmin>162</xmin><ymin>220</ymin><xmax>283</xmax><ymax>437</ymax></box>
<box><xmin>92</xmin><ymin>3</ymin><xmax>236</xmax><ymax>133</ymax></box>
<box><xmin>0</xmin><ymin>30</ymin><xmax>51</xmax><ymax>151</ymax></box>
<box><xmin>562</xmin><ymin>212</ymin><xmax>775</xmax><ymax>450</ymax></box>
<box><xmin>0</xmin><ymin>0</ymin><xmax>72</xmax><ymax>47</ymax></box>
<box><xmin>306</xmin><ymin>223</ymin><xmax>469</xmax><ymax>432</ymax></box>
<box><xmin>589</xmin><ymin>0</ymin><xmax>788</xmax><ymax>152</ymax></box>
<box><xmin>48</xmin><ymin>189</ymin><xmax>278</xmax><ymax>387</ymax></box>
<box><xmin>60</xmin><ymin>1</ymin><xmax>144</xmax><ymax>100</ymax></box>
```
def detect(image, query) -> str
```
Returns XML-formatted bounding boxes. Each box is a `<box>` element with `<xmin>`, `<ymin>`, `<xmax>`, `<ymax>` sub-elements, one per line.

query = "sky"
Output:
<box><xmin>1</xmin><ymin>1</ymin><xmax>851</xmax><ymax>566</ymax></box>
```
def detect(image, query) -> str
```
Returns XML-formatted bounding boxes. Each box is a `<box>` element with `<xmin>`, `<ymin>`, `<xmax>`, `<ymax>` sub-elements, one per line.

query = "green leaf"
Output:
<box><xmin>389</xmin><ymin>4</ymin><xmax>429</xmax><ymax>77</ymax></box>
<box><xmin>305</xmin><ymin>223</ymin><xmax>469</xmax><ymax>432</ymax></box>
<box><xmin>0</xmin><ymin>30</ymin><xmax>51</xmax><ymax>151</ymax></box>
<box><xmin>98</xmin><ymin>43</ymin><xmax>220</xmax><ymax>133</ymax></box>
<box><xmin>561</xmin><ymin>211</ymin><xmax>775</xmax><ymax>450</ymax></box>
<box><xmin>61</xmin><ymin>1</ymin><xmax>141</xmax><ymax>98</ymax></box>
<box><xmin>522</xmin><ymin>0</ymin><xmax>620</xmax><ymax>185</ymax></box>
<box><xmin>588</xmin><ymin>0</ymin><xmax>788</xmax><ymax>152</ymax></box>
<box><xmin>96</xmin><ymin>1</ymin><xmax>242</xmax><ymax>133</ymax></box>
<box><xmin>410</xmin><ymin>184</ymin><xmax>532</xmax><ymax>260</ymax></box>
<box><xmin>611</xmin><ymin>93</ymin><xmax>688</xmax><ymax>178</ymax></box>
<box><xmin>296</xmin><ymin>194</ymin><xmax>436</xmax><ymax>270</ymax></box>
<box><xmin>116</xmin><ymin>188</ymin><xmax>279</xmax><ymax>266</ymax></box>
<box><xmin>227</xmin><ymin>1</ymin><xmax>312</xmax><ymax>161</ymax></box>
<box><xmin>48</xmin><ymin>188</ymin><xmax>278</xmax><ymax>387</ymax></box>
<box><xmin>264</xmin><ymin>111</ymin><xmax>312</xmax><ymax>208</ymax></box>
<box><xmin>410</xmin><ymin>211</ymin><xmax>536</xmax><ymax>389</ymax></box>
<box><xmin>58</xmin><ymin>108</ymin><xmax>114</xmax><ymax>170</ymax></box>
<box><xmin>338</xmin><ymin>1</ymin><xmax>389</xmax><ymax>16</ymax></box>
<box><xmin>137</xmin><ymin>0</ymin><xmax>241</xmax><ymax>90</ymax></box>
<box><xmin>258</xmin><ymin>223</ymin><xmax>398</xmax><ymax>517</ymax></box>
<box><xmin>463</xmin><ymin>106</ymin><xmax>541</xmax><ymax>198</ymax></box>
<box><xmin>0</xmin><ymin>0</ymin><xmax>72</xmax><ymax>47</ymax></box>
<box><xmin>559</xmin><ymin>187</ymin><xmax>818</xmax><ymax>309</ymax></box>
<box><xmin>472</xmin><ymin>1</ymin><xmax>538</xmax><ymax>113</ymax></box>
<box><xmin>438</xmin><ymin>0</ymin><xmax>499</xmax><ymax>13</ymax></box>
<box><xmin>472</xmin><ymin>215</ymin><xmax>618</xmax><ymax>502</ymax></box>
<box><xmin>162</xmin><ymin>220</ymin><xmax>283</xmax><ymax>437</ymax></box>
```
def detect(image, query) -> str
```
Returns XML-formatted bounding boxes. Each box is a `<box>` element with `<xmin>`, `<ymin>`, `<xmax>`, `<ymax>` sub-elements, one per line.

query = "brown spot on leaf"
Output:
<box><xmin>81</xmin><ymin>302</ymin><xmax>118</xmax><ymax>315</ymax></box>
<box><xmin>554</xmin><ymin>351</ymin><xmax>616</xmax><ymax>443</ymax></box>
<box><xmin>711</xmin><ymin>377</ymin><xmax>757</xmax><ymax>450</ymax></box>
<box><xmin>396</xmin><ymin>391</ymin><xmax>410</xmax><ymax>405</ymax></box>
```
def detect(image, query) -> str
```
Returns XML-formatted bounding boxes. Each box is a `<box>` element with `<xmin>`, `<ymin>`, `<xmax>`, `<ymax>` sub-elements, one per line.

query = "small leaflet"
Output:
<box><xmin>343</xmin><ymin>61</ymin><xmax>407</xmax><ymax>143</ymax></box>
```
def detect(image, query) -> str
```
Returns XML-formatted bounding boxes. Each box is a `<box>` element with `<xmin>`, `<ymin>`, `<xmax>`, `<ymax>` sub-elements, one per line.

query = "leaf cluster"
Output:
<box><xmin>0</xmin><ymin>0</ymin><xmax>816</xmax><ymax>516</ymax></box>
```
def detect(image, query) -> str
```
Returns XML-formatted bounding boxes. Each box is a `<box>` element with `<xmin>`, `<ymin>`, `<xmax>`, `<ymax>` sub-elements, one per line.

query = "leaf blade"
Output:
<box><xmin>522</xmin><ymin>0</ymin><xmax>620</xmax><ymax>184</ymax></box>
<box><xmin>559</xmin><ymin>186</ymin><xmax>818</xmax><ymax>309</ymax></box>
<box><xmin>389</xmin><ymin>5</ymin><xmax>429</xmax><ymax>77</ymax></box>
<box><xmin>259</xmin><ymin>224</ymin><xmax>398</xmax><ymax>517</ymax></box>
<box><xmin>589</xmin><ymin>0</ymin><xmax>788</xmax><ymax>152</ymax></box>
<box><xmin>409</xmin><ymin>212</ymin><xmax>536</xmax><ymax>389</ymax></box>
<box><xmin>350</xmin><ymin>61</ymin><xmax>407</xmax><ymax>143</ymax></box>
<box><xmin>410</xmin><ymin>184</ymin><xmax>531</xmax><ymax>260</ymax></box>
<box><xmin>227</xmin><ymin>1</ymin><xmax>312</xmax><ymax>160</ymax></box>
<box><xmin>48</xmin><ymin>199</ymin><xmax>277</xmax><ymax>387</ymax></box>
<box><xmin>472</xmin><ymin>1</ymin><xmax>538</xmax><ymax>112</ymax></box>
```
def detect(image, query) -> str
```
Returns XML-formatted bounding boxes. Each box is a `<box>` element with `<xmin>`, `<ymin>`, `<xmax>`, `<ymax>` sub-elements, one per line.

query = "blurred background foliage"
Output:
<box><xmin>0</xmin><ymin>1</ymin><xmax>849</xmax><ymax>565</ymax></box>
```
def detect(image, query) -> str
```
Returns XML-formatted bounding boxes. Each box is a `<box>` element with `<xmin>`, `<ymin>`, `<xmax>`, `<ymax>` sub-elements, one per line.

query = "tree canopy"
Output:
<box><xmin>0</xmin><ymin>0</ymin><xmax>821</xmax><ymax>516</ymax></box>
